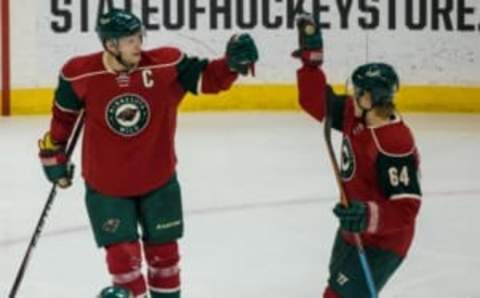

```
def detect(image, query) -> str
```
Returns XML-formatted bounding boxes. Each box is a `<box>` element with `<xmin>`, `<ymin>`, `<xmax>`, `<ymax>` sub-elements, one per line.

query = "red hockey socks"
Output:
<box><xmin>106</xmin><ymin>241</ymin><xmax>147</xmax><ymax>297</ymax></box>
<box><xmin>324</xmin><ymin>286</ymin><xmax>341</xmax><ymax>298</ymax></box>
<box><xmin>144</xmin><ymin>241</ymin><xmax>181</xmax><ymax>298</ymax></box>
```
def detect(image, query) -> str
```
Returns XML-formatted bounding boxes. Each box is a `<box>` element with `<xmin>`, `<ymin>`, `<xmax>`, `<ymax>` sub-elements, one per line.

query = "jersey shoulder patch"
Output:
<box><xmin>61</xmin><ymin>52</ymin><xmax>106</xmax><ymax>82</ymax></box>
<box><xmin>371</xmin><ymin>121</ymin><xmax>415</xmax><ymax>157</ymax></box>
<box><xmin>143</xmin><ymin>47</ymin><xmax>184</xmax><ymax>68</ymax></box>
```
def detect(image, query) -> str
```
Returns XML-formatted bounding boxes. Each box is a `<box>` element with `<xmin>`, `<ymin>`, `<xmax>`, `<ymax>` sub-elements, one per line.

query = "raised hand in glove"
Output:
<box><xmin>38</xmin><ymin>132</ymin><xmax>74</xmax><ymax>188</ymax></box>
<box><xmin>292</xmin><ymin>12</ymin><xmax>324</xmax><ymax>67</ymax></box>
<box><xmin>333</xmin><ymin>201</ymin><xmax>368</xmax><ymax>233</ymax></box>
<box><xmin>226</xmin><ymin>33</ymin><xmax>259</xmax><ymax>76</ymax></box>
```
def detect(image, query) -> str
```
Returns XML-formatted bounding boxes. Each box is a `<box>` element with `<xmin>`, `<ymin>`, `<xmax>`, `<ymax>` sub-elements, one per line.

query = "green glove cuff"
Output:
<box><xmin>43</xmin><ymin>163</ymin><xmax>74</xmax><ymax>184</ymax></box>
<box><xmin>303</xmin><ymin>33</ymin><xmax>323</xmax><ymax>50</ymax></box>
<box><xmin>333</xmin><ymin>201</ymin><xmax>368</xmax><ymax>233</ymax></box>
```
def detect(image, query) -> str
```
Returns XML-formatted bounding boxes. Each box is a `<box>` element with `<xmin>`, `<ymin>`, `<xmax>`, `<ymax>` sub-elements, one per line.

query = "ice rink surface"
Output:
<box><xmin>0</xmin><ymin>112</ymin><xmax>479</xmax><ymax>298</ymax></box>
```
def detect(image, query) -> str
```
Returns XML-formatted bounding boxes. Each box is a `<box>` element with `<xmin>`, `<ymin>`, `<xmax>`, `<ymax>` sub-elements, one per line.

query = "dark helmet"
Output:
<box><xmin>97</xmin><ymin>286</ymin><xmax>133</xmax><ymax>298</ymax></box>
<box><xmin>351</xmin><ymin>63</ymin><xmax>400</xmax><ymax>106</ymax></box>
<box><xmin>96</xmin><ymin>9</ymin><xmax>143</xmax><ymax>42</ymax></box>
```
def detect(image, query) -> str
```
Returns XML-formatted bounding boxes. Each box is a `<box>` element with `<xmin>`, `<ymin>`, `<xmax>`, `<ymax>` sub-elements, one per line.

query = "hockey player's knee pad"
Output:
<box><xmin>106</xmin><ymin>241</ymin><xmax>146</xmax><ymax>296</ymax></box>
<box><xmin>144</xmin><ymin>241</ymin><xmax>181</xmax><ymax>293</ymax></box>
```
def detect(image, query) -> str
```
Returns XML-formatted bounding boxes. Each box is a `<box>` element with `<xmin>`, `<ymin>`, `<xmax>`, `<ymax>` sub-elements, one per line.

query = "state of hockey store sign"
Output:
<box><xmin>49</xmin><ymin>0</ymin><xmax>480</xmax><ymax>33</ymax></box>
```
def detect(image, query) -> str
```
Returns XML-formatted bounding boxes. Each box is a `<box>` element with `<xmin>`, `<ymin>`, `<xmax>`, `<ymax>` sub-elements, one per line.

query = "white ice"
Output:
<box><xmin>0</xmin><ymin>113</ymin><xmax>479</xmax><ymax>298</ymax></box>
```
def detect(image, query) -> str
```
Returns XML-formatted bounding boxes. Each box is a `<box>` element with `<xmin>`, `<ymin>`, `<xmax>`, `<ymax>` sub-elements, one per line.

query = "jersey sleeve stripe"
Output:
<box><xmin>367</xmin><ymin>201</ymin><xmax>380</xmax><ymax>234</ymax></box>
<box><xmin>55</xmin><ymin>101</ymin><xmax>80</xmax><ymax>114</ymax></box>
<box><xmin>61</xmin><ymin>69</ymin><xmax>111</xmax><ymax>82</ymax></box>
<box><xmin>138</xmin><ymin>52</ymin><xmax>185</xmax><ymax>72</ymax></box>
<box><xmin>196</xmin><ymin>74</ymin><xmax>203</xmax><ymax>94</ymax></box>
<box><xmin>61</xmin><ymin>53</ymin><xmax>185</xmax><ymax>82</ymax></box>
<box><xmin>390</xmin><ymin>194</ymin><xmax>422</xmax><ymax>200</ymax></box>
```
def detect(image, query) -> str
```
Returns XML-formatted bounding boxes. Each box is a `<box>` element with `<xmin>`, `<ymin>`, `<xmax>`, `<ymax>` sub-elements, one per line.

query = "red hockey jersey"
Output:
<box><xmin>297</xmin><ymin>65</ymin><xmax>422</xmax><ymax>257</ymax></box>
<box><xmin>49</xmin><ymin>47</ymin><xmax>238</xmax><ymax>196</ymax></box>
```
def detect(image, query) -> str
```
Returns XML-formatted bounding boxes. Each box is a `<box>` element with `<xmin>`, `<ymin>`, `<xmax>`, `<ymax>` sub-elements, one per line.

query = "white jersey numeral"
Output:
<box><xmin>388</xmin><ymin>166</ymin><xmax>410</xmax><ymax>187</ymax></box>
<box><xmin>142</xmin><ymin>70</ymin><xmax>154</xmax><ymax>88</ymax></box>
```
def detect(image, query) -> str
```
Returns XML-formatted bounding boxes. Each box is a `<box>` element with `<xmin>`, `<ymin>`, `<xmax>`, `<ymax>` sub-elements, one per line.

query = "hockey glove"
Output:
<box><xmin>226</xmin><ymin>33</ymin><xmax>259</xmax><ymax>76</ymax></box>
<box><xmin>333</xmin><ymin>201</ymin><xmax>368</xmax><ymax>233</ymax></box>
<box><xmin>38</xmin><ymin>132</ymin><xmax>74</xmax><ymax>188</ymax></box>
<box><xmin>292</xmin><ymin>12</ymin><xmax>324</xmax><ymax>67</ymax></box>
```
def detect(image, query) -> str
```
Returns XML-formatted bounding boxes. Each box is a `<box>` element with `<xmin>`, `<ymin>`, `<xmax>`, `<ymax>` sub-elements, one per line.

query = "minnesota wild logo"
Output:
<box><xmin>340</xmin><ymin>137</ymin><xmax>355</xmax><ymax>181</ymax></box>
<box><xmin>106</xmin><ymin>94</ymin><xmax>150</xmax><ymax>137</ymax></box>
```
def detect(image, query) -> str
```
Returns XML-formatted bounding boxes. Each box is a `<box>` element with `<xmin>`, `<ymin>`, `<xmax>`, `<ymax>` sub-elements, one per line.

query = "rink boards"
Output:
<box><xmin>8</xmin><ymin>84</ymin><xmax>480</xmax><ymax>115</ymax></box>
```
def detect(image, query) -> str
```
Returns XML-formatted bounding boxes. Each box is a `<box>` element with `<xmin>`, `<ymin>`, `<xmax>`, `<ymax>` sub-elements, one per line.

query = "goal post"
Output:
<box><xmin>1</xmin><ymin>0</ymin><xmax>11</xmax><ymax>116</ymax></box>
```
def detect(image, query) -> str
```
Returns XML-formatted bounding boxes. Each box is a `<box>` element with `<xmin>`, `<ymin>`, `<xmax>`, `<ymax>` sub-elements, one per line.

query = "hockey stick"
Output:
<box><xmin>323</xmin><ymin>99</ymin><xmax>377</xmax><ymax>298</ymax></box>
<box><xmin>8</xmin><ymin>110</ymin><xmax>85</xmax><ymax>298</ymax></box>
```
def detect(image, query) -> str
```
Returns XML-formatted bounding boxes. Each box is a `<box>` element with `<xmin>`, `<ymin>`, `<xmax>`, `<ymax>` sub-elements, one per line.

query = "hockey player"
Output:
<box><xmin>38</xmin><ymin>8</ymin><xmax>258</xmax><ymax>298</ymax></box>
<box><xmin>292</xmin><ymin>14</ymin><xmax>422</xmax><ymax>298</ymax></box>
